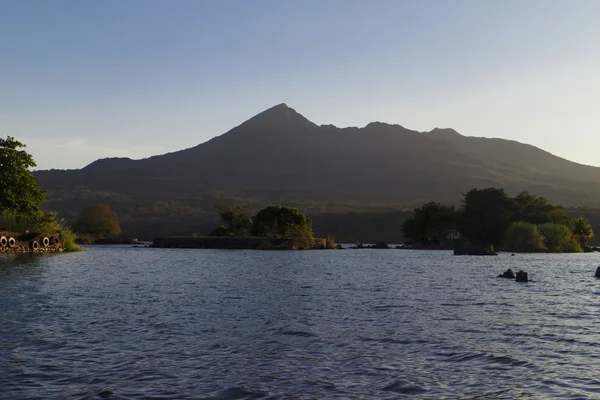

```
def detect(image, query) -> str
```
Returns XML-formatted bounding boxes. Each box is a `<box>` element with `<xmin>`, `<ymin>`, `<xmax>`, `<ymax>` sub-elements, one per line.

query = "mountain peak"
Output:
<box><xmin>271</xmin><ymin>102</ymin><xmax>290</xmax><ymax>109</ymax></box>
<box><xmin>241</xmin><ymin>103</ymin><xmax>318</xmax><ymax>130</ymax></box>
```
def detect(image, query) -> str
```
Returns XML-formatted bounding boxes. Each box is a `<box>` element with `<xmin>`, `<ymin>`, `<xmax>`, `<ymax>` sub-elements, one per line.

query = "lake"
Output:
<box><xmin>1</xmin><ymin>247</ymin><xmax>600</xmax><ymax>399</ymax></box>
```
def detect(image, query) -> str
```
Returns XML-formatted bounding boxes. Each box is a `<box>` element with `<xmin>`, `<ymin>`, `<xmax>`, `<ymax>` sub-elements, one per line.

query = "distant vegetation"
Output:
<box><xmin>402</xmin><ymin>188</ymin><xmax>594</xmax><ymax>253</ymax></box>
<box><xmin>72</xmin><ymin>204</ymin><xmax>122</xmax><ymax>242</ymax></box>
<box><xmin>210</xmin><ymin>204</ymin><xmax>315</xmax><ymax>249</ymax></box>
<box><xmin>0</xmin><ymin>136</ymin><xmax>82</xmax><ymax>251</ymax></box>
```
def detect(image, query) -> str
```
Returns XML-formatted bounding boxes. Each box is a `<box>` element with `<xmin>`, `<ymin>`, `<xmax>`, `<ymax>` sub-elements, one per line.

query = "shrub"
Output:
<box><xmin>561</xmin><ymin>238</ymin><xmax>583</xmax><ymax>253</ymax></box>
<box><xmin>325</xmin><ymin>236</ymin><xmax>336</xmax><ymax>249</ymax></box>
<box><xmin>504</xmin><ymin>221</ymin><xmax>545</xmax><ymax>252</ymax></box>
<box><xmin>539</xmin><ymin>223</ymin><xmax>576</xmax><ymax>253</ymax></box>
<box><xmin>0</xmin><ymin>210</ymin><xmax>82</xmax><ymax>252</ymax></box>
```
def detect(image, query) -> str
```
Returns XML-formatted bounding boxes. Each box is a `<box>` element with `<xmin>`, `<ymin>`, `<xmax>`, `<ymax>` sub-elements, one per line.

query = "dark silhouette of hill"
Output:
<box><xmin>35</xmin><ymin>103</ymin><xmax>600</xmax><ymax>239</ymax></box>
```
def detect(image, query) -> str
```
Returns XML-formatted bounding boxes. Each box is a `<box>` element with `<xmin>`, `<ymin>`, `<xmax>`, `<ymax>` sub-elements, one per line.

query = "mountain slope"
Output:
<box><xmin>34</xmin><ymin>103</ymin><xmax>600</xmax><ymax>237</ymax></box>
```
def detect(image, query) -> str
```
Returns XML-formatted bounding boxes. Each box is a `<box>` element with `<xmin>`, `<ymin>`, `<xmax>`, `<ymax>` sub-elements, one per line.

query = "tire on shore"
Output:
<box><xmin>0</xmin><ymin>236</ymin><xmax>7</xmax><ymax>247</ymax></box>
<box><xmin>30</xmin><ymin>240</ymin><xmax>39</xmax><ymax>251</ymax></box>
<box><xmin>42</xmin><ymin>237</ymin><xmax>50</xmax><ymax>247</ymax></box>
<box><xmin>8</xmin><ymin>237</ymin><xmax>16</xmax><ymax>248</ymax></box>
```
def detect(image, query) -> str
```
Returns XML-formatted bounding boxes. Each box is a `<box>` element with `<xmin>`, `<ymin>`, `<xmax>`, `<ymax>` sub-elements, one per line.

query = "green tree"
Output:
<box><xmin>401</xmin><ymin>218</ymin><xmax>418</xmax><ymax>243</ymax></box>
<box><xmin>538</xmin><ymin>223</ymin><xmax>579</xmax><ymax>252</ymax></box>
<box><xmin>504</xmin><ymin>221</ymin><xmax>545</xmax><ymax>252</ymax></box>
<box><xmin>251</xmin><ymin>205</ymin><xmax>315</xmax><ymax>247</ymax></box>
<box><xmin>512</xmin><ymin>191</ymin><xmax>569</xmax><ymax>225</ymax></box>
<box><xmin>571</xmin><ymin>217</ymin><xmax>594</xmax><ymax>249</ymax></box>
<box><xmin>460</xmin><ymin>188</ymin><xmax>515</xmax><ymax>247</ymax></box>
<box><xmin>401</xmin><ymin>202</ymin><xmax>459</xmax><ymax>246</ymax></box>
<box><xmin>73</xmin><ymin>204</ymin><xmax>121</xmax><ymax>239</ymax></box>
<box><xmin>0</xmin><ymin>136</ymin><xmax>45</xmax><ymax>215</ymax></box>
<box><xmin>210</xmin><ymin>204</ymin><xmax>251</xmax><ymax>236</ymax></box>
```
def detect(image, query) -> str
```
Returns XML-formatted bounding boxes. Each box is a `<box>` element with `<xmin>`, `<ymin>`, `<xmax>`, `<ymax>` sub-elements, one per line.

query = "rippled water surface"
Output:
<box><xmin>2</xmin><ymin>247</ymin><xmax>600</xmax><ymax>399</ymax></box>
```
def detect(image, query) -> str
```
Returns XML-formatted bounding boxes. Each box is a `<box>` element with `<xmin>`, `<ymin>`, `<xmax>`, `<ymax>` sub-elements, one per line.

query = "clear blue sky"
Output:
<box><xmin>1</xmin><ymin>0</ymin><xmax>599</xmax><ymax>169</ymax></box>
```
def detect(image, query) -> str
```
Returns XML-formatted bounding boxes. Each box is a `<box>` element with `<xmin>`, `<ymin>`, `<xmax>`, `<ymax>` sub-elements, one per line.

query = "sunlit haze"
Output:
<box><xmin>2</xmin><ymin>0</ymin><xmax>599</xmax><ymax>170</ymax></box>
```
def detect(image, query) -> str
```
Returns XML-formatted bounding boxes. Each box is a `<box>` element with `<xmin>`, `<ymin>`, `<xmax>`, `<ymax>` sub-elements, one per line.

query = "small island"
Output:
<box><xmin>152</xmin><ymin>204</ymin><xmax>334</xmax><ymax>250</ymax></box>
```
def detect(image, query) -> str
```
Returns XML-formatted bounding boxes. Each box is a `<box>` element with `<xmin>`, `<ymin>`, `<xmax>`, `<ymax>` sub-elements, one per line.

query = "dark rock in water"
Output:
<box><xmin>381</xmin><ymin>379</ymin><xmax>427</xmax><ymax>394</ymax></box>
<box><xmin>595</xmin><ymin>266</ymin><xmax>600</xmax><ymax>278</ymax></box>
<box><xmin>498</xmin><ymin>268</ymin><xmax>516</xmax><ymax>279</ymax></box>
<box><xmin>335</xmin><ymin>244</ymin><xmax>343</xmax><ymax>250</ymax></box>
<box><xmin>516</xmin><ymin>270</ymin><xmax>528</xmax><ymax>282</ymax></box>
<box><xmin>373</xmin><ymin>241</ymin><xmax>390</xmax><ymax>249</ymax></box>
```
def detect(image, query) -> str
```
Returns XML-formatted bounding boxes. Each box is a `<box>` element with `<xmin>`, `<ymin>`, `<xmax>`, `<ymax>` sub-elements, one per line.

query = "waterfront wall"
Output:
<box><xmin>151</xmin><ymin>236</ymin><xmax>327</xmax><ymax>250</ymax></box>
<box><xmin>0</xmin><ymin>231</ymin><xmax>64</xmax><ymax>253</ymax></box>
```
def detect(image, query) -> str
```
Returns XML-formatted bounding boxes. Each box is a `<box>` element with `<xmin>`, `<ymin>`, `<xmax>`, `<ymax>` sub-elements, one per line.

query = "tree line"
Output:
<box><xmin>402</xmin><ymin>188</ymin><xmax>594</xmax><ymax>252</ymax></box>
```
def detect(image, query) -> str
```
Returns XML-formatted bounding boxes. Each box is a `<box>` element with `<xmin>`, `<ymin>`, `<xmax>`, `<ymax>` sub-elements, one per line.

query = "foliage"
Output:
<box><xmin>0</xmin><ymin>137</ymin><xmax>80</xmax><ymax>251</ymax></box>
<box><xmin>211</xmin><ymin>204</ymin><xmax>251</xmax><ymax>236</ymax></box>
<box><xmin>571</xmin><ymin>217</ymin><xmax>594</xmax><ymax>249</ymax></box>
<box><xmin>538</xmin><ymin>223</ymin><xmax>579</xmax><ymax>252</ymax></box>
<box><xmin>460</xmin><ymin>188</ymin><xmax>515</xmax><ymax>247</ymax></box>
<box><xmin>405</xmin><ymin>188</ymin><xmax>594</xmax><ymax>253</ymax></box>
<box><xmin>561</xmin><ymin>238</ymin><xmax>583</xmax><ymax>253</ymax></box>
<box><xmin>512</xmin><ymin>191</ymin><xmax>569</xmax><ymax>225</ymax></box>
<box><xmin>0</xmin><ymin>210</ymin><xmax>82</xmax><ymax>252</ymax></box>
<box><xmin>401</xmin><ymin>202</ymin><xmax>459</xmax><ymax>246</ymax></box>
<box><xmin>0</xmin><ymin>136</ymin><xmax>45</xmax><ymax>215</ymax></box>
<box><xmin>72</xmin><ymin>204</ymin><xmax>121</xmax><ymax>239</ymax></box>
<box><xmin>251</xmin><ymin>205</ymin><xmax>315</xmax><ymax>249</ymax></box>
<box><xmin>251</xmin><ymin>205</ymin><xmax>310</xmax><ymax>238</ymax></box>
<box><xmin>287</xmin><ymin>219</ymin><xmax>316</xmax><ymax>249</ymax></box>
<box><xmin>208</xmin><ymin>204</ymin><xmax>316</xmax><ymax>249</ymax></box>
<box><xmin>504</xmin><ymin>221</ymin><xmax>545</xmax><ymax>252</ymax></box>
<box><xmin>36</xmin><ymin>212</ymin><xmax>82</xmax><ymax>252</ymax></box>
<box><xmin>325</xmin><ymin>236</ymin><xmax>336</xmax><ymax>249</ymax></box>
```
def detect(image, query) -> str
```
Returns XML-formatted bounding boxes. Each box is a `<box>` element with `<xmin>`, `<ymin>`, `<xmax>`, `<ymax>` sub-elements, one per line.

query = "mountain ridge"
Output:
<box><xmin>33</xmin><ymin>104</ymin><xmax>600</xmax><ymax>238</ymax></box>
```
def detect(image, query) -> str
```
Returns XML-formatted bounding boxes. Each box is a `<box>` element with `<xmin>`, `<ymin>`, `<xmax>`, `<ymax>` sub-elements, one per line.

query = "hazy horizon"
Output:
<box><xmin>2</xmin><ymin>0</ymin><xmax>599</xmax><ymax>170</ymax></box>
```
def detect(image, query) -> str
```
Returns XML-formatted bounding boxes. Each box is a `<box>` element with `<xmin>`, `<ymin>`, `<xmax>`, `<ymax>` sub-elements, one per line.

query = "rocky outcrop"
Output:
<box><xmin>498</xmin><ymin>268</ymin><xmax>516</xmax><ymax>279</ymax></box>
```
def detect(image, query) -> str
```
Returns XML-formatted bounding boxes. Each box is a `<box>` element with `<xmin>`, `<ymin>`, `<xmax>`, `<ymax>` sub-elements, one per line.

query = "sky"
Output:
<box><xmin>1</xmin><ymin>0</ymin><xmax>599</xmax><ymax>170</ymax></box>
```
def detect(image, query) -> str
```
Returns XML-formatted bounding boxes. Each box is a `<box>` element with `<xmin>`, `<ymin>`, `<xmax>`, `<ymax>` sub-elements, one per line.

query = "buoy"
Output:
<box><xmin>595</xmin><ymin>267</ymin><xmax>600</xmax><ymax>278</ymax></box>
<box><xmin>516</xmin><ymin>270</ymin><xmax>528</xmax><ymax>282</ymax></box>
